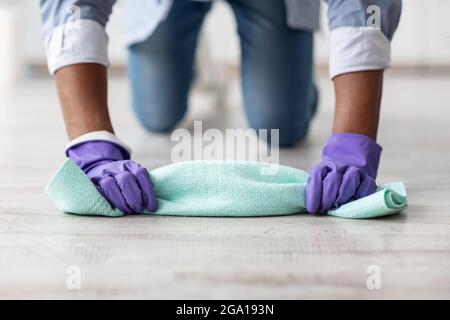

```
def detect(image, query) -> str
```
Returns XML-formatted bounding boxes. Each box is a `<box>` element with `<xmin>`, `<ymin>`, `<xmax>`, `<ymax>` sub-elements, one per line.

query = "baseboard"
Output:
<box><xmin>27</xmin><ymin>63</ymin><xmax>450</xmax><ymax>78</ymax></box>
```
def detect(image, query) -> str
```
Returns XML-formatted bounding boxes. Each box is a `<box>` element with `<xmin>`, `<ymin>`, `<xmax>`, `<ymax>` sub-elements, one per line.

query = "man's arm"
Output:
<box><xmin>56</xmin><ymin>64</ymin><xmax>113</xmax><ymax>140</ymax></box>
<box><xmin>327</xmin><ymin>0</ymin><xmax>401</xmax><ymax>139</ymax></box>
<box><xmin>332</xmin><ymin>70</ymin><xmax>383</xmax><ymax>140</ymax></box>
<box><xmin>39</xmin><ymin>1</ymin><xmax>157</xmax><ymax>214</ymax></box>
<box><xmin>40</xmin><ymin>0</ymin><xmax>117</xmax><ymax>140</ymax></box>
<box><xmin>306</xmin><ymin>0</ymin><xmax>402</xmax><ymax>213</ymax></box>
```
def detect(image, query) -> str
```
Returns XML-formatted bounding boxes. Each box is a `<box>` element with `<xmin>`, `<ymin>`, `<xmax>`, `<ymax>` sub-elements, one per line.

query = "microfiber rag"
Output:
<box><xmin>45</xmin><ymin>159</ymin><xmax>407</xmax><ymax>219</ymax></box>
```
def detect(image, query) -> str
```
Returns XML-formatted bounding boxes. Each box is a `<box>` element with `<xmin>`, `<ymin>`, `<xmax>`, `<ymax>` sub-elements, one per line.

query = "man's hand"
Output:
<box><xmin>306</xmin><ymin>133</ymin><xmax>382</xmax><ymax>213</ymax></box>
<box><xmin>55</xmin><ymin>65</ymin><xmax>156</xmax><ymax>214</ymax></box>
<box><xmin>67</xmin><ymin>140</ymin><xmax>157</xmax><ymax>214</ymax></box>
<box><xmin>307</xmin><ymin>71</ymin><xmax>384</xmax><ymax>213</ymax></box>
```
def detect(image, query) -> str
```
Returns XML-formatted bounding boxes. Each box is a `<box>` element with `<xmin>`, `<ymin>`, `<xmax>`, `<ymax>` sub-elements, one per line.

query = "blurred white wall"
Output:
<box><xmin>12</xmin><ymin>0</ymin><xmax>450</xmax><ymax>70</ymax></box>
<box><xmin>0</xmin><ymin>4</ymin><xmax>20</xmax><ymax>87</ymax></box>
<box><xmin>204</xmin><ymin>0</ymin><xmax>450</xmax><ymax>67</ymax></box>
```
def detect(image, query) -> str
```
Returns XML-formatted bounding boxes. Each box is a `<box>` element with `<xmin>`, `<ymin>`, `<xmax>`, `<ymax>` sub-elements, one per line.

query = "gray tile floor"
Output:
<box><xmin>0</xmin><ymin>72</ymin><xmax>449</xmax><ymax>299</ymax></box>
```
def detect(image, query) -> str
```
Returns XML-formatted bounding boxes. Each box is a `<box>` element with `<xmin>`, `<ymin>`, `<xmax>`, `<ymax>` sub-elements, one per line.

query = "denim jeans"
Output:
<box><xmin>127</xmin><ymin>0</ymin><xmax>317</xmax><ymax>147</ymax></box>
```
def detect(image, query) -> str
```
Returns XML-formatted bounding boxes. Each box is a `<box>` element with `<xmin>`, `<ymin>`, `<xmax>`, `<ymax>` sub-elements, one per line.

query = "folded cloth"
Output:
<box><xmin>45</xmin><ymin>159</ymin><xmax>407</xmax><ymax>219</ymax></box>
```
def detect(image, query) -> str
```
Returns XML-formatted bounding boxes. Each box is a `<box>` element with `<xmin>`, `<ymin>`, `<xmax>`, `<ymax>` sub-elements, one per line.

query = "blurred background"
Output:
<box><xmin>1</xmin><ymin>1</ymin><xmax>449</xmax><ymax>299</ymax></box>
<box><xmin>1</xmin><ymin>0</ymin><xmax>449</xmax><ymax>174</ymax></box>
<box><xmin>1</xmin><ymin>0</ymin><xmax>450</xmax><ymax>87</ymax></box>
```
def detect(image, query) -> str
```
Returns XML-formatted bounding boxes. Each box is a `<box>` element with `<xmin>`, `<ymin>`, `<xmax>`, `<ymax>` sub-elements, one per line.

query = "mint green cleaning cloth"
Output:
<box><xmin>45</xmin><ymin>159</ymin><xmax>407</xmax><ymax>219</ymax></box>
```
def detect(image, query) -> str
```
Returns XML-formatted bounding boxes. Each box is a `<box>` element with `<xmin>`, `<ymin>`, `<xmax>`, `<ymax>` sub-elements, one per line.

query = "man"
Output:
<box><xmin>39</xmin><ymin>0</ymin><xmax>402</xmax><ymax>214</ymax></box>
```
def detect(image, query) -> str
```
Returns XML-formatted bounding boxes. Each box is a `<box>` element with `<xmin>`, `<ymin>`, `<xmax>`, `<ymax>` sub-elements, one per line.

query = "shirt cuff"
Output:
<box><xmin>45</xmin><ymin>19</ymin><xmax>109</xmax><ymax>75</ymax></box>
<box><xmin>329</xmin><ymin>26</ymin><xmax>391</xmax><ymax>79</ymax></box>
<box><xmin>65</xmin><ymin>131</ymin><xmax>132</xmax><ymax>156</ymax></box>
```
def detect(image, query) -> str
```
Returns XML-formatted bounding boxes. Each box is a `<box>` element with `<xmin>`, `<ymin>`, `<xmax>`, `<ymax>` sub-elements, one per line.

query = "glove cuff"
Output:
<box><xmin>323</xmin><ymin>133</ymin><xmax>382</xmax><ymax>177</ymax></box>
<box><xmin>65</xmin><ymin>131</ymin><xmax>132</xmax><ymax>158</ymax></box>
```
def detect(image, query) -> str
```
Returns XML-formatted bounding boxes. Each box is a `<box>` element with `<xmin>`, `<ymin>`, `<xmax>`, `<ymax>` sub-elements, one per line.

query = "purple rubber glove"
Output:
<box><xmin>67</xmin><ymin>140</ymin><xmax>157</xmax><ymax>214</ymax></box>
<box><xmin>306</xmin><ymin>133</ymin><xmax>382</xmax><ymax>214</ymax></box>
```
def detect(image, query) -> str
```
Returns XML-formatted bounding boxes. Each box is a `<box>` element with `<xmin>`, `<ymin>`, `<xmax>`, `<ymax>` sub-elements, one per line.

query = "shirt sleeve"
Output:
<box><xmin>39</xmin><ymin>0</ymin><xmax>116</xmax><ymax>74</ymax></box>
<box><xmin>326</xmin><ymin>0</ymin><xmax>402</xmax><ymax>78</ymax></box>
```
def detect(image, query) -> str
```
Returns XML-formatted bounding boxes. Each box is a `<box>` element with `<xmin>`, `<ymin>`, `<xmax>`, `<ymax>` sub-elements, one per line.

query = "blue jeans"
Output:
<box><xmin>127</xmin><ymin>0</ymin><xmax>317</xmax><ymax>147</ymax></box>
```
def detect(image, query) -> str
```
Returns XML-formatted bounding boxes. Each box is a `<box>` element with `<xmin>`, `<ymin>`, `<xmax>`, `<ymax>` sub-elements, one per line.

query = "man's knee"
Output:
<box><xmin>249</xmin><ymin>117</ymin><xmax>312</xmax><ymax>148</ymax></box>
<box><xmin>133</xmin><ymin>103</ymin><xmax>186</xmax><ymax>133</ymax></box>
<box><xmin>247</xmin><ymin>89</ymin><xmax>316</xmax><ymax>147</ymax></box>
